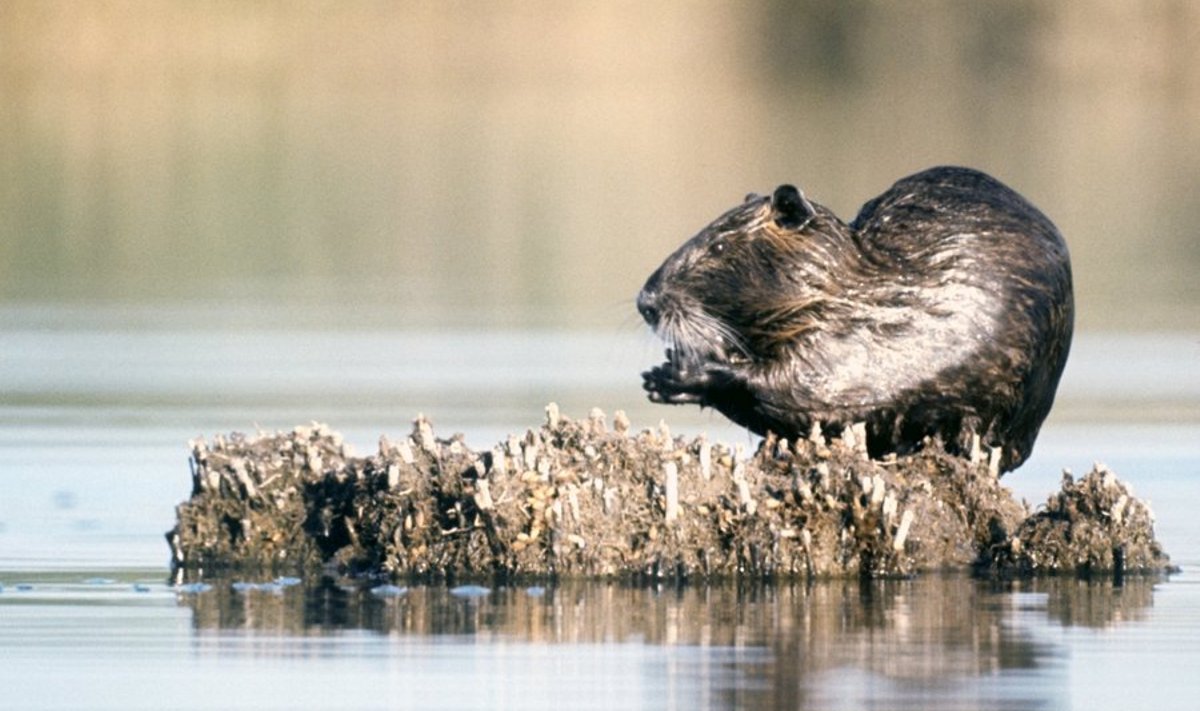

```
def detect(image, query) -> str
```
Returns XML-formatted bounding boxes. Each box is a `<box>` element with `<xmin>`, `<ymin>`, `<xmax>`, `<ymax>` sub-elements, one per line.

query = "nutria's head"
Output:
<box><xmin>637</xmin><ymin>185</ymin><xmax>858</xmax><ymax>367</ymax></box>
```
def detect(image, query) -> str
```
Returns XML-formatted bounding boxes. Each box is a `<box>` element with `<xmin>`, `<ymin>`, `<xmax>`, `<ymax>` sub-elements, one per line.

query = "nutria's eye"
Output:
<box><xmin>772</xmin><ymin>184</ymin><xmax>815</xmax><ymax>230</ymax></box>
<box><xmin>709</xmin><ymin>240</ymin><xmax>726</xmax><ymax>256</ymax></box>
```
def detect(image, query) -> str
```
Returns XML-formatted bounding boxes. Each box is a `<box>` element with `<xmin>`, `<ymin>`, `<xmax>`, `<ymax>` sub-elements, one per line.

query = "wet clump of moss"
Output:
<box><xmin>167</xmin><ymin>406</ymin><xmax>1173</xmax><ymax>581</ymax></box>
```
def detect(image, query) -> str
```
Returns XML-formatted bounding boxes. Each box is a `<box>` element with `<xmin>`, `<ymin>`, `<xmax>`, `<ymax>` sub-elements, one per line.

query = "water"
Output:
<box><xmin>0</xmin><ymin>574</ymin><xmax>1109</xmax><ymax>710</ymax></box>
<box><xmin>1</xmin><ymin>306</ymin><xmax>1199</xmax><ymax>710</ymax></box>
<box><xmin>2</xmin><ymin>570</ymin><xmax>1196</xmax><ymax>710</ymax></box>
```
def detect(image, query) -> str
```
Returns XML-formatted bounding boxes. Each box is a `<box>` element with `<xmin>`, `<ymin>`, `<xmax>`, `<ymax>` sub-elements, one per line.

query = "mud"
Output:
<box><xmin>166</xmin><ymin>406</ymin><xmax>1174</xmax><ymax>581</ymax></box>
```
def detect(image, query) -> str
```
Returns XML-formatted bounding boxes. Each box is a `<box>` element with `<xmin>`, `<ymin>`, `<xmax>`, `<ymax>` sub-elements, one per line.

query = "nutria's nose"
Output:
<box><xmin>636</xmin><ymin>287</ymin><xmax>660</xmax><ymax>326</ymax></box>
<box><xmin>638</xmin><ymin>266</ymin><xmax>666</xmax><ymax>325</ymax></box>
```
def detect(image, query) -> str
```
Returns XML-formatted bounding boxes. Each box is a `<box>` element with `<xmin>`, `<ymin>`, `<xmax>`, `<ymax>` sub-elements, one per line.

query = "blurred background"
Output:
<box><xmin>3</xmin><ymin>1</ymin><xmax>1198</xmax><ymax>329</ymax></box>
<box><xmin>1</xmin><ymin>2</ymin><xmax>1198</xmax><ymax>491</ymax></box>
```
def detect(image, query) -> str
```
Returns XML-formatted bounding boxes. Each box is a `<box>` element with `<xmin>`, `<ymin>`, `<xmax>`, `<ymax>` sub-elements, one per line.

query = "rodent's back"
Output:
<box><xmin>848</xmin><ymin>167</ymin><xmax>1074</xmax><ymax>469</ymax></box>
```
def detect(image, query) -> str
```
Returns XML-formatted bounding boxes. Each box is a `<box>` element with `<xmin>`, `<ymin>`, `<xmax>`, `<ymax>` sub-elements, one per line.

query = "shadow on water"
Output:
<box><xmin>177</xmin><ymin>574</ymin><xmax>1160</xmax><ymax>707</ymax></box>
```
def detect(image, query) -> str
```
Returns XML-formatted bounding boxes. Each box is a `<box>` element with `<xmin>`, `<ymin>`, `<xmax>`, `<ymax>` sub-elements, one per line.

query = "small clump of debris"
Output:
<box><xmin>984</xmin><ymin>466</ymin><xmax>1171</xmax><ymax>578</ymax></box>
<box><xmin>166</xmin><ymin>406</ymin><xmax>1173</xmax><ymax>581</ymax></box>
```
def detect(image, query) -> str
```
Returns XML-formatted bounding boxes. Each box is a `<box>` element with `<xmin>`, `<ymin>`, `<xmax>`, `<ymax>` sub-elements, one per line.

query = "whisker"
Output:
<box><xmin>650</xmin><ymin>304</ymin><xmax>746</xmax><ymax>367</ymax></box>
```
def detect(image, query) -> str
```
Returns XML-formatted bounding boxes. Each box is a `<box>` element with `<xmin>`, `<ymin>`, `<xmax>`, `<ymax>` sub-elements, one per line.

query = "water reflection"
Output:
<box><xmin>178</xmin><ymin>575</ymin><xmax>1159</xmax><ymax>706</ymax></box>
<box><xmin>1031</xmin><ymin>576</ymin><xmax>1157</xmax><ymax>629</ymax></box>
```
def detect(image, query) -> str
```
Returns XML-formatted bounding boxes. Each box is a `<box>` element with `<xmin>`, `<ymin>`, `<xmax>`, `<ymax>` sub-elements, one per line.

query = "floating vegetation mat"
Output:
<box><xmin>167</xmin><ymin>406</ymin><xmax>1173</xmax><ymax>581</ymax></box>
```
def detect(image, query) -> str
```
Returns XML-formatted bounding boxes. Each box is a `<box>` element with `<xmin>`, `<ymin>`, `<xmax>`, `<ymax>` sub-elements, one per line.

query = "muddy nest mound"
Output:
<box><xmin>167</xmin><ymin>406</ymin><xmax>1173</xmax><ymax>581</ymax></box>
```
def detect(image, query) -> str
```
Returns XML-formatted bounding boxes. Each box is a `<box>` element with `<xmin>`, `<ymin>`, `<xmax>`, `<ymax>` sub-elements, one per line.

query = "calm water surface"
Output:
<box><xmin>1</xmin><ymin>307</ymin><xmax>1199</xmax><ymax>710</ymax></box>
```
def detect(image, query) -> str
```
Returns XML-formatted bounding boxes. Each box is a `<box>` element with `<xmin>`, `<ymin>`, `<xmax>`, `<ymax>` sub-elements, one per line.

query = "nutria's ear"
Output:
<box><xmin>743</xmin><ymin>192</ymin><xmax>763</xmax><ymax>203</ymax></box>
<box><xmin>771</xmin><ymin>185</ymin><xmax>815</xmax><ymax>229</ymax></box>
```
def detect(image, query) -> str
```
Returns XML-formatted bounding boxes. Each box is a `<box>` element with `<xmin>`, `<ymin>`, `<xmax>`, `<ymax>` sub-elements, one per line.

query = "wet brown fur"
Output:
<box><xmin>637</xmin><ymin>167</ymin><xmax>1074</xmax><ymax>473</ymax></box>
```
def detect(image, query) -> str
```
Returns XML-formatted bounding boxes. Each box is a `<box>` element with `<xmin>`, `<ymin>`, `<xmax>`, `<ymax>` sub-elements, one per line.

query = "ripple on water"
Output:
<box><xmin>369</xmin><ymin>584</ymin><xmax>408</xmax><ymax>597</ymax></box>
<box><xmin>449</xmin><ymin>585</ymin><xmax>491</xmax><ymax>598</ymax></box>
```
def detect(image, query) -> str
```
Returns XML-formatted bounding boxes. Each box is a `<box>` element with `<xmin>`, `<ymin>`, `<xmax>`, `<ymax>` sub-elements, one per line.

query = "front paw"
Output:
<box><xmin>642</xmin><ymin>361</ymin><xmax>703</xmax><ymax>405</ymax></box>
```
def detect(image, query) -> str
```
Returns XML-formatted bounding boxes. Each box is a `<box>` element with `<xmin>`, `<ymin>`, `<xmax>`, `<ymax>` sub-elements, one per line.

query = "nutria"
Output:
<box><xmin>637</xmin><ymin>166</ymin><xmax>1073</xmax><ymax>473</ymax></box>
